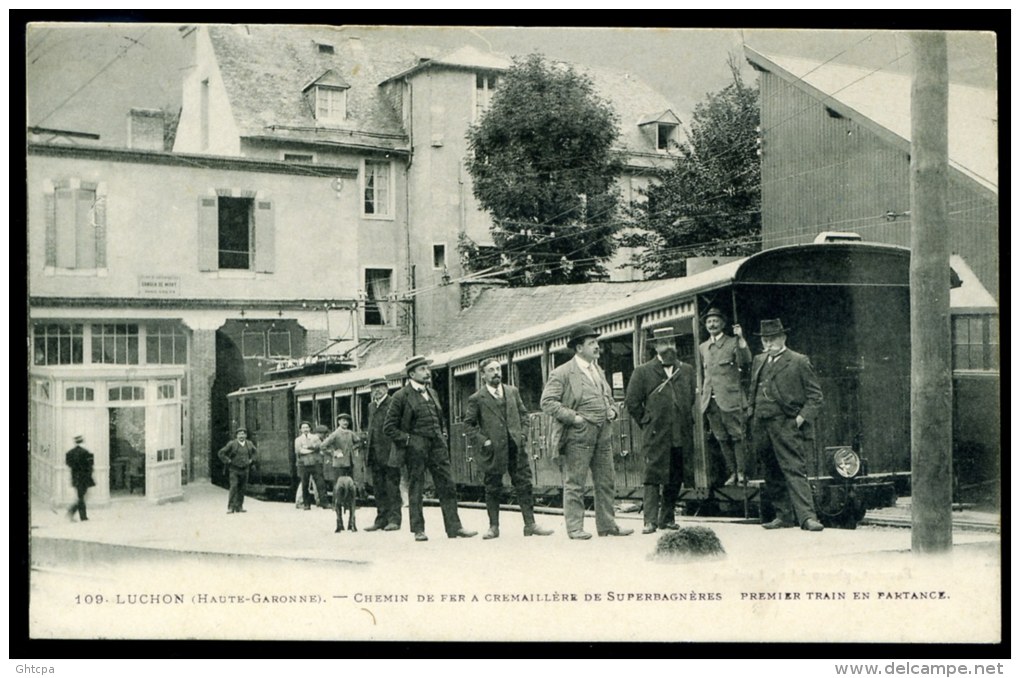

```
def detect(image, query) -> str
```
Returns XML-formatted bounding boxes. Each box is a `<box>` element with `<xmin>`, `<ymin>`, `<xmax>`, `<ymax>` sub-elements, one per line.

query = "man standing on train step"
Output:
<box><xmin>699</xmin><ymin>308</ymin><xmax>752</xmax><ymax>486</ymax></box>
<box><xmin>383</xmin><ymin>355</ymin><xmax>477</xmax><ymax>542</ymax></box>
<box><xmin>465</xmin><ymin>357</ymin><xmax>555</xmax><ymax>540</ymax></box>
<box><xmin>541</xmin><ymin>324</ymin><xmax>633</xmax><ymax>540</ymax></box>
<box><xmin>363</xmin><ymin>377</ymin><xmax>402</xmax><ymax>532</ymax></box>
<box><xmin>748</xmin><ymin>319</ymin><xmax>825</xmax><ymax>532</ymax></box>
<box><xmin>625</xmin><ymin>326</ymin><xmax>697</xmax><ymax>534</ymax></box>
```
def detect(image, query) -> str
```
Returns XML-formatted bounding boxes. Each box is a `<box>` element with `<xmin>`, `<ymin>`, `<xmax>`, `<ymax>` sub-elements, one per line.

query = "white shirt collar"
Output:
<box><xmin>574</xmin><ymin>355</ymin><xmax>593</xmax><ymax>371</ymax></box>
<box><xmin>410</xmin><ymin>381</ymin><xmax>427</xmax><ymax>393</ymax></box>
<box><xmin>486</xmin><ymin>383</ymin><xmax>504</xmax><ymax>398</ymax></box>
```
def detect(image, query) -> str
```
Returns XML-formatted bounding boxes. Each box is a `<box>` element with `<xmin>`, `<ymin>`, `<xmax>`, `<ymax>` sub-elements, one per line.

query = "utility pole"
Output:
<box><xmin>410</xmin><ymin>264</ymin><xmax>417</xmax><ymax>356</ymax></box>
<box><xmin>909</xmin><ymin>32</ymin><xmax>952</xmax><ymax>553</ymax></box>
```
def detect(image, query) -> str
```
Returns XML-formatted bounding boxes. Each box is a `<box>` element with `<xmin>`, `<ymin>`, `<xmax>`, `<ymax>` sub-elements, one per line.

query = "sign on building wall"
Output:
<box><xmin>137</xmin><ymin>275</ymin><xmax>181</xmax><ymax>297</ymax></box>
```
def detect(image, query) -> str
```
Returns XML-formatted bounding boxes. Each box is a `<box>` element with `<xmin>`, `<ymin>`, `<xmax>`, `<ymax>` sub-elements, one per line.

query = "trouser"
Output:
<box><xmin>299</xmin><ymin>464</ymin><xmax>329</xmax><ymax>508</ymax></box>
<box><xmin>370</xmin><ymin>462</ymin><xmax>402</xmax><ymax>527</ymax></box>
<box><xmin>227</xmin><ymin>467</ymin><xmax>248</xmax><ymax>511</ymax></box>
<box><xmin>643</xmin><ymin>445</ymin><xmax>683</xmax><ymax>527</ymax></box>
<box><xmin>562</xmin><ymin>419</ymin><xmax>618</xmax><ymax>535</ymax></box>
<box><xmin>406</xmin><ymin>436</ymin><xmax>463</xmax><ymax>536</ymax></box>
<box><xmin>483</xmin><ymin>439</ymin><xmax>536</xmax><ymax>527</ymax></box>
<box><xmin>752</xmin><ymin>415</ymin><xmax>818</xmax><ymax>526</ymax></box>
<box><xmin>706</xmin><ymin>399</ymin><xmax>747</xmax><ymax>477</ymax></box>
<box><xmin>69</xmin><ymin>486</ymin><xmax>88</xmax><ymax>520</ymax></box>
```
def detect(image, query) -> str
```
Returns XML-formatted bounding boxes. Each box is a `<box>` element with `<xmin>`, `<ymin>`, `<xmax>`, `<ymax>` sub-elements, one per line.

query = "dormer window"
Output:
<box><xmin>656</xmin><ymin>123</ymin><xmax>678</xmax><ymax>151</ymax></box>
<box><xmin>638</xmin><ymin>109</ymin><xmax>682</xmax><ymax>153</ymax></box>
<box><xmin>302</xmin><ymin>69</ymin><xmax>351</xmax><ymax>124</ymax></box>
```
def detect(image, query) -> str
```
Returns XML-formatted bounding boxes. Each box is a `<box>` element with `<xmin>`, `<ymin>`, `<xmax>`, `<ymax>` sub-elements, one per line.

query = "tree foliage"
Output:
<box><xmin>626</xmin><ymin>58</ymin><xmax>760</xmax><ymax>279</ymax></box>
<box><xmin>465</xmin><ymin>54</ymin><xmax>624</xmax><ymax>285</ymax></box>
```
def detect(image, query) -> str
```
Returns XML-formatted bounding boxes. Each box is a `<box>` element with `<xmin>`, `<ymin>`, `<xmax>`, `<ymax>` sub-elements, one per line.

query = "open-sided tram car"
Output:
<box><xmin>226</xmin><ymin>242</ymin><xmax>998</xmax><ymax>526</ymax></box>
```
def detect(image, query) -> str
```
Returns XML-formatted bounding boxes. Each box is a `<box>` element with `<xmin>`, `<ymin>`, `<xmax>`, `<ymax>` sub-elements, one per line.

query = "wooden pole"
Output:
<box><xmin>909</xmin><ymin>32</ymin><xmax>953</xmax><ymax>553</ymax></box>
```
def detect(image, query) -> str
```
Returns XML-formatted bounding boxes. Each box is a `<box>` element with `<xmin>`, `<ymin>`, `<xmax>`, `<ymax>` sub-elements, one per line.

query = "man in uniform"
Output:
<box><xmin>748</xmin><ymin>319</ymin><xmax>825</xmax><ymax>532</ymax></box>
<box><xmin>66</xmin><ymin>434</ymin><xmax>95</xmax><ymax>521</ymax></box>
<box><xmin>363</xmin><ymin>377</ymin><xmax>402</xmax><ymax>532</ymax></box>
<box><xmin>217</xmin><ymin>427</ymin><xmax>258</xmax><ymax>514</ymax></box>
<box><xmin>383</xmin><ymin>355</ymin><xmax>477</xmax><ymax>542</ymax></box>
<box><xmin>465</xmin><ymin>357</ymin><xmax>554</xmax><ymax>540</ymax></box>
<box><xmin>625</xmin><ymin>327</ymin><xmax>697</xmax><ymax>534</ymax></box>
<box><xmin>699</xmin><ymin>308</ymin><xmax>752</xmax><ymax>485</ymax></box>
<box><xmin>541</xmin><ymin>324</ymin><xmax>633</xmax><ymax>540</ymax></box>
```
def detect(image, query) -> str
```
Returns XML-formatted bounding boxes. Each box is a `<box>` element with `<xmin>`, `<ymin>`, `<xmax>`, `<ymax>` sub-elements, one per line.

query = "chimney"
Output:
<box><xmin>127</xmin><ymin>108</ymin><xmax>165</xmax><ymax>150</ymax></box>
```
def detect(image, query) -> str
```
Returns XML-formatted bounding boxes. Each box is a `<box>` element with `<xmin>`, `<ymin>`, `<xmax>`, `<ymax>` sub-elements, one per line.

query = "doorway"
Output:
<box><xmin>109</xmin><ymin>406</ymin><xmax>146</xmax><ymax>496</ymax></box>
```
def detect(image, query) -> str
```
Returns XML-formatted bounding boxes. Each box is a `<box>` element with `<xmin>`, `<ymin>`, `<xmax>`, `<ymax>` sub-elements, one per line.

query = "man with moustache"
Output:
<box><xmin>465</xmin><ymin>358</ymin><xmax>554</xmax><ymax>540</ymax></box>
<box><xmin>541</xmin><ymin>324</ymin><xmax>633</xmax><ymax>540</ymax></box>
<box><xmin>625</xmin><ymin>327</ymin><xmax>697</xmax><ymax>534</ymax></box>
<box><xmin>699</xmin><ymin>308</ymin><xmax>752</xmax><ymax>485</ymax></box>
<box><xmin>363</xmin><ymin>377</ymin><xmax>402</xmax><ymax>532</ymax></box>
<box><xmin>748</xmin><ymin>319</ymin><xmax>825</xmax><ymax>532</ymax></box>
<box><xmin>217</xmin><ymin>427</ymin><xmax>258</xmax><ymax>514</ymax></box>
<box><xmin>383</xmin><ymin>355</ymin><xmax>477</xmax><ymax>542</ymax></box>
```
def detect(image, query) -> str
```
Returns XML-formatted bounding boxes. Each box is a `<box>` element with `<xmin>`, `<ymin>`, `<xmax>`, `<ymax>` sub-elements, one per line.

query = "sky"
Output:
<box><xmin>23</xmin><ymin>23</ymin><xmax>997</xmax><ymax>148</ymax></box>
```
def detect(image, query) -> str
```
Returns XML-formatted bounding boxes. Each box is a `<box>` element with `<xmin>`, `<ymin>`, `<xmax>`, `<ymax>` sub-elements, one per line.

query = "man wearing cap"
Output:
<box><xmin>465</xmin><ymin>357</ymin><xmax>554</xmax><ymax>539</ymax></box>
<box><xmin>295</xmin><ymin>421</ymin><xmax>329</xmax><ymax>510</ymax></box>
<box><xmin>699</xmin><ymin>308</ymin><xmax>752</xmax><ymax>485</ymax></box>
<box><xmin>541</xmin><ymin>324</ymin><xmax>633</xmax><ymax>540</ymax></box>
<box><xmin>748</xmin><ymin>319</ymin><xmax>825</xmax><ymax>532</ymax></box>
<box><xmin>66</xmin><ymin>435</ymin><xmax>95</xmax><ymax>521</ymax></box>
<box><xmin>217</xmin><ymin>428</ymin><xmax>258</xmax><ymax>514</ymax></box>
<box><xmin>364</xmin><ymin>377</ymin><xmax>401</xmax><ymax>532</ymax></box>
<box><xmin>322</xmin><ymin>413</ymin><xmax>359</xmax><ymax>483</ymax></box>
<box><xmin>383</xmin><ymin>355</ymin><xmax>477</xmax><ymax>542</ymax></box>
<box><xmin>625</xmin><ymin>327</ymin><xmax>697</xmax><ymax>534</ymax></box>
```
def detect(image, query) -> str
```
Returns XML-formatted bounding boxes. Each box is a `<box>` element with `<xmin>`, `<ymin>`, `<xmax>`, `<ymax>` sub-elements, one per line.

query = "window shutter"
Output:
<box><xmin>94</xmin><ymin>186</ymin><xmax>107</xmax><ymax>268</ymax></box>
<box><xmin>55</xmin><ymin>189</ymin><xmax>76</xmax><ymax>269</ymax></box>
<box><xmin>253</xmin><ymin>199</ymin><xmax>275</xmax><ymax>273</ymax></box>
<box><xmin>197</xmin><ymin>196</ymin><xmax>218</xmax><ymax>271</ymax></box>
<box><xmin>44</xmin><ymin>191</ymin><xmax>56</xmax><ymax>267</ymax></box>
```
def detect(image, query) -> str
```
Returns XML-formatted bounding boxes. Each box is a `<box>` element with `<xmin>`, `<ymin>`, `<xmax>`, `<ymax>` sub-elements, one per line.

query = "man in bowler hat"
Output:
<box><xmin>363</xmin><ymin>377</ymin><xmax>402</xmax><ymax>532</ymax></box>
<box><xmin>541</xmin><ymin>324</ymin><xmax>633</xmax><ymax>540</ymax></box>
<box><xmin>217</xmin><ymin>427</ymin><xmax>258</xmax><ymax>514</ymax></box>
<box><xmin>383</xmin><ymin>355</ymin><xmax>477</xmax><ymax>542</ymax></box>
<box><xmin>748</xmin><ymin>319</ymin><xmax>825</xmax><ymax>532</ymax></box>
<box><xmin>699</xmin><ymin>307</ymin><xmax>752</xmax><ymax>485</ymax></box>
<box><xmin>66</xmin><ymin>435</ymin><xmax>95</xmax><ymax>521</ymax></box>
<box><xmin>625</xmin><ymin>326</ymin><xmax>697</xmax><ymax>534</ymax></box>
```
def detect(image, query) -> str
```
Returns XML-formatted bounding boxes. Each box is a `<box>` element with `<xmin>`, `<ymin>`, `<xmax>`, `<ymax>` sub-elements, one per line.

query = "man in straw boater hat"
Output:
<box><xmin>541</xmin><ymin>324</ymin><xmax>633</xmax><ymax>540</ymax></box>
<box><xmin>65</xmin><ymin>434</ymin><xmax>95</xmax><ymax>521</ymax></box>
<box><xmin>625</xmin><ymin>326</ymin><xmax>697</xmax><ymax>534</ymax></box>
<box><xmin>363</xmin><ymin>376</ymin><xmax>402</xmax><ymax>532</ymax></box>
<box><xmin>383</xmin><ymin>355</ymin><xmax>477</xmax><ymax>542</ymax></box>
<box><xmin>698</xmin><ymin>307</ymin><xmax>752</xmax><ymax>486</ymax></box>
<box><xmin>747</xmin><ymin>319</ymin><xmax>825</xmax><ymax>532</ymax></box>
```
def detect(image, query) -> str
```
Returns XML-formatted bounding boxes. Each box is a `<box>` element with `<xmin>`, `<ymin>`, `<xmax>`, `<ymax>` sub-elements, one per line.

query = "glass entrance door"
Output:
<box><xmin>109</xmin><ymin>406</ymin><xmax>146</xmax><ymax>496</ymax></box>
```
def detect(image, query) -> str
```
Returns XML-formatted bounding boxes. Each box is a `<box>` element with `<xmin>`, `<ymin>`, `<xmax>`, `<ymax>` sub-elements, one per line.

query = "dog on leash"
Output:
<box><xmin>333</xmin><ymin>476</ymin><xmax>358</xmax><ymax>533</ymax></box>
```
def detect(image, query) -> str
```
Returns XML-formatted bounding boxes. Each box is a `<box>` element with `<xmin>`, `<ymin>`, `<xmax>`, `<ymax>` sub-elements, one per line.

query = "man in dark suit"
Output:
<box><xmin>748</xmin><ymin>319</ymin><xmax>825</xmax><ymax>532</ymax></box>
<box><xmin>383</xmin><ymin>355</ymin><xmax>477</xmax><ymax>542</ymax></box>
<box><xmin>465</xmin><ymin>357</ymin><xmax>554</xmax><ymax>540</ymax></box>
<box><xmin>217</xmin><ymin>427</ymin><xmax>258</xmax><ymax>514</ymax></box>
<box><xmin>625</xmin><ymin>327</ymin><xmax>697</xmax><ymax>534</ymax></box>
<box><xmin>541</xmin><ymin>324</ymin><xmax>633</xmax><ymax>540</ymax></box>
<box><xmin>363</xmin><ymin>377</ymin><xmax>402</xmax><ymax>532</ymax></box>
<box><xmin>65</xmin><ymin>435</ymin><xmax>95</xmax><ymax>521</ymax></box>
<box><xmin>699</xmin><ymin>308</ymin><xmax>752</xmax><ymax>485</ymax></box>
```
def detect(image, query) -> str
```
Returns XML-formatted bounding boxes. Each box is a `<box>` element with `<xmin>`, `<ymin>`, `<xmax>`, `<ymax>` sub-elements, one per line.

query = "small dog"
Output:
<box><xmin>333</xmin><ymin>476</ymin><xmax>358</xmax><ymax>533</ymax></box>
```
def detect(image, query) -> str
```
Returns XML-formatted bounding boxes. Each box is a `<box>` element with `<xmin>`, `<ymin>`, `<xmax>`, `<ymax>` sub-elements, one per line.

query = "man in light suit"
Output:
<box><xmin>541</xmin><ymin>324</ymin><xmax>633</xmax><ymax>540</ymax></box>
<box><xmin>383</xmin><ymin>355</ymin><xmax>477</xmax><ymax>542</ymax></box>
<box><xmin>699</xmin><ymin>307</ymin><xmax>752</xmax><ymax>485</ymax></box>
<box><xmin>363</xmin><ymin>377</ymin><xmax>401</xmax><ymax>532</ymax></box>
<box><xmin>465</xmin><ymin>357</ymin><xmax>554</xmax><ymax>540</ymax></box>
<box><xmin>748</xmin><ymin>319</ymin><xmax>825</xmax><ymax>532</ymax></box>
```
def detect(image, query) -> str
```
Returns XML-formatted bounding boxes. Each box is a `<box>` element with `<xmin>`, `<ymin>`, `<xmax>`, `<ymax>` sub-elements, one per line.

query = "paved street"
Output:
<box><xmin>29</xmin><ymin>481</ymin><xmax>1001</xmax><ymax>643</ymax></box>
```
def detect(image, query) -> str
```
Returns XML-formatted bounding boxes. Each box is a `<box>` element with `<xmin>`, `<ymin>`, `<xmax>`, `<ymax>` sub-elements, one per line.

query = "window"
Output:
<box><xmin>953</xmin><ymin>315</ymin><xmax>998</xmax><ymax>371</ymax></box>
<box><xmin>218</xmin><ymin>197</ymin><xmax>253</xmax><ymax>269</ymax></box>
<box><xmin>34</xmin><ymin>324</ymin><xmax>84</xmax><ymax>365</ymax></box>
<box><xmin>157</xmin><ymin>384</ymin><xmax>176</xmax><ymax>399</ymax></box>
<box><xmin>315</xmin><ymin>87</ymin><xmax>346</xmax><ymax>121</ymax></box>
<box><xmin>146</xmin><ymin>324</ymin><xmax>188</xmax><ymax>364</ymax></box>
<box><xmin>92</xmin><ymin>324</ymin><xmax>140</xmax><ymax>365</ymax></box>
<box><xmin>242</xmin><ymin>330</ymin><xmax>267</xmax><ymax>358</ymax></box>
<box><xmin>364</xmin><ymin>268</ymin><xmax>393</xmax><ymax>326</ymax></box>
<box><xmin>363</xmin><ymin>161</ymin><xmax>391</xmax><ymax>217</ymax></box>
<box><xmin>66</xmin><ymin>386</ymin><xmax>95</xmax><ymax>402</ymax></box>
<box><xmin>316</xmin><ymin>43</ymin><xmax>335</xmax><ymax>54</ymax></box>
<box><xmin>109</xmin><ymin>385</ymin><xmax>145</xmax><ymax>401</ymax></box>
<box><xmin>268</xmin><ymin>329</ymin><xmax>292</xmax><ymax>358</ymax></box>
<box><xmin>283</xmin><ymin>152</ymin><xmax>314</xmax><ymax>163</ymax></box>
<box><xmin>657</xmin><ymin>123</ymin><xmax>678</xmax><ymax>151</ymax></box>
<box><xmin>433</xmin><ymin>243</ymin><xmax>447</xmax><ymax>270</ymax></box>
<box><xmin>45</xmin><ymin>181</ymin><xmax>105</xmax><ymax>270</ymax></box>
<box><xmin>475</xmin><ymin>73</ymin><xmax>498</xmax><ymax>120</ymax></box>
<box><xmin>156</xmin><ymin>448</ymin><xmax>176</xmax><ymax>462</ymax></box>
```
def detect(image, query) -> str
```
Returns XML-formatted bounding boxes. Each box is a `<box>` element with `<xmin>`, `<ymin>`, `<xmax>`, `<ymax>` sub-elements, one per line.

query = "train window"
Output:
<box><xmin>953</xmin><ymin>315</ymin><xmax>998</xmax><ymax>371</ymax></box>
<box><xmin>599</xmin><ymin>335</ymin><xmax>635</xmax><ymax>400</ymax></box>
<box><xmin>551</xmin><ymin>349</ymin><xmax>572</xmax><ymax>369</ymax></box>
<box><xmin>333</xmin><ymin>395</ymin><xmax>352</xmax><ymax>426</ymax></box>
<box><xmin>298</xmin><ymin>400</ymin><xmax>314</xmax><ymax>429</ymax></box>
<box><xmin>356</xmin><ymin>392</ymin><xmax>371</xmax><ymax>430</ymax></box>
<box><xmin>452</xmin><ymin>373</ymin><xmax>476</xmax><ymax>423</ymax></box>
<box><xmin>513</xmin><ymin>357</ymin><xmax>544</xmax><ymax>412</ymax></box>
<box><xmin>316</xmin><ymin>397</ymin><xmax>334</xmax><ymax>429</ymax></box>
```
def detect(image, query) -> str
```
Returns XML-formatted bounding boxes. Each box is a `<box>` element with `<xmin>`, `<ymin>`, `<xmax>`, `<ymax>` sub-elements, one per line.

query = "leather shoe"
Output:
<box><xmin>598</xmin><ymin>527</ymin><xmax>634</xmax><ymax>537</ymax></box>
<box><xmin>762</xmin><ymin>518</ymin><xmax>795</xmax><ymax>529</ymax></box>
<box><xmin>303</xmin><ymin>505</ymin><xmax>311</xmax><ymax>511</ymax></box>
<box><xmin>802</xmin><ymin>518</ymin><xmax>825</xmax><ymax>532</ymax></box>
<box><xmin>237</xmin><ymin>509</ymin><xmax>247</xmax><ymax>513</ymax></box>
<box><xmin>450</xmin><ymin>528</ymin><xmax>478</xmax><ymax>539</ymax></box>
<box><xmin>642</xmin><ymin>525</ymin><xmax>657</xmax><ymax>534</ymax></box>
<box><xmin>483</xmin><ymin>526</ymin><xmax>500</xmax><ymax>540</ymax></box>
<box><xmin>363</xmin><ymin>524</ymin><xmax>383</xmax><ymax>532</ymax></box>
<box><xmin>659</xmin><ymin>522</ymin><xmax>680</xmax><ymax>530</ymax></box>
<box><xmin>414</xmin><ymin>532</ymin><xmax>428</xmax><ymax>542</ymax></box>
<box><xmin>523</xmin><ymin>524</ymin><xmax>554</xmax><ymax>537</ymax></box>
<box><xmin>383</xmin><ymin>523</ymin><xmax>400</xmax><ymax>531</ymax></box>
<box><xmin>568</xmin><ymin>530</ymin><xmax>592</xmax><ymax>540</ymax></box>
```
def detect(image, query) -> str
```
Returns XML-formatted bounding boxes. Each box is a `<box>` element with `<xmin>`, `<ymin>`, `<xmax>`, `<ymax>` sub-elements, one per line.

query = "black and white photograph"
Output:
<box><xmin>23</xmin><ymin>21</ymin><xmax>1001</xmax><ymax>653</ymax></box>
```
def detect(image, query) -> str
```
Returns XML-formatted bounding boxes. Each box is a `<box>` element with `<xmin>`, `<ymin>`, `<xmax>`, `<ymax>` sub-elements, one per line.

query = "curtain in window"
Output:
<box><xmin>367</xmin><ymin>272</ymin><xmax>392</xmax><ymax>325</ymax></box>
